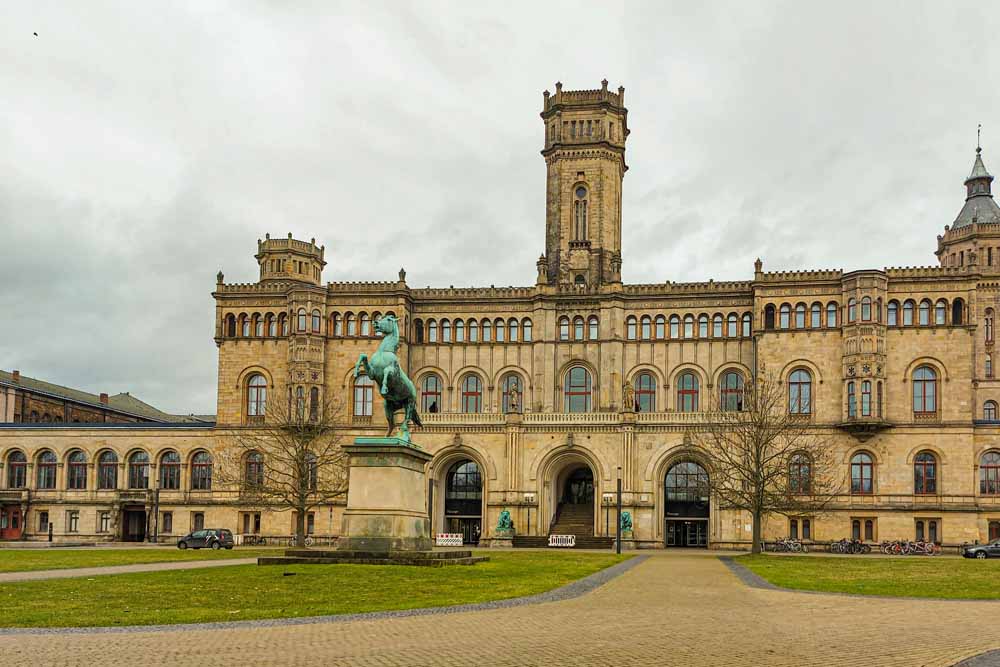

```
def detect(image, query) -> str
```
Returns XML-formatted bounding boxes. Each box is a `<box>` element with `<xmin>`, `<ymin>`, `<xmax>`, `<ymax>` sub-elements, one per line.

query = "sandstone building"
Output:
<box><xmin>2</xmin><ymin>81</ymin><xmax>1000</xmax><ymax>548</ymax></box>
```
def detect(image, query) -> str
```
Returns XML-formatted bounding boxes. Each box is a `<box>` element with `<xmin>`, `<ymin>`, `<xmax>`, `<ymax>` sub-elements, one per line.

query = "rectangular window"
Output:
<box><xmin>99</xmin><ymin>511</ymin><xmax>110</xmax><ymax>533</ymax></box>
<box><xmin>67</xmin><ymin>510</ymin><xmax>79</xmax><ymax>534</ymax></box>
<box><xmin>802</xmin><ymin>519</ymin><xmax>811</xmax><ymax>540</ymax></box>
<box><xmin>307</xmin><ymin>512</ymin><xmax>315</xmax><ymax>535</ymax></box>
<box><xmin>789</xmin><ymin>518</ymin><xmax>798</xmax><ymax>539</ymax></box>
<box><xmin>38</xmin><ymin>511</ymin><xmax>49</xmax><ymax>533</ymax></box>
<box><xmin>162</xmin><ymin>512</ymin><xmax>173</xmax><ymax>534</ymax></box>
<box><xmin>193</xmin><ymin>512</ymin><xmax>205</xmax><ymax>531</ymax></box>
<box><xmin>864</xmin><ymin>519</ymin><xmax>874</xmax><ymax>541</ymax></box>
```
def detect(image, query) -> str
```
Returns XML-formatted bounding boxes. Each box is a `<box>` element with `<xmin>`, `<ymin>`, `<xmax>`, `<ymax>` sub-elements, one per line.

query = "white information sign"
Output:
<box><xmin>548</xmin><ymin>534</ymin><xmax>576</xmax><ymax>548</ymax></box>
<box><xmin>436</xmin><ymin>533</ymin><xmax>464</xmax><ymax>547</ymax></box>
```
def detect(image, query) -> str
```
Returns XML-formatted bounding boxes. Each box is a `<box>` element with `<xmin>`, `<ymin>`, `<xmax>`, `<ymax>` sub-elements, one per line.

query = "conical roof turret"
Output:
<box><xmin>952</xmin><ymin>145</ymin><xmax>1000</xmax><ymax>228</ymax></box>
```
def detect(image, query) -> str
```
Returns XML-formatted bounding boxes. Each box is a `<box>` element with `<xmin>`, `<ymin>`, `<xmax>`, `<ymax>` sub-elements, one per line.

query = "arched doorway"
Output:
<box><xmin>444</xmin><ymin>459</ymin><xmax>482</xmax><ymax>545</ymax></box>
<box><xmin>550</xmin><ymin>464</ymin><xmax>596</xmax><ymax>537</ymax></box>
<box><xmin>664</xmin><ymin>461</ymin><xmax>710</xmax><ymax>547</ymax></box>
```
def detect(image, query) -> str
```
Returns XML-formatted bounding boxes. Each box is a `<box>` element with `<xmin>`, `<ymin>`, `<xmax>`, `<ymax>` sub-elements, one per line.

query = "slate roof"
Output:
<box><xmin>0</xmin><ymin>370</ymin><xmax>214</xmax><ymax>424</ymax></box>
<box><xmin>953</xmin><ymin>148</ymin><xmax>1000</xmax><ymax>228</ymax></box>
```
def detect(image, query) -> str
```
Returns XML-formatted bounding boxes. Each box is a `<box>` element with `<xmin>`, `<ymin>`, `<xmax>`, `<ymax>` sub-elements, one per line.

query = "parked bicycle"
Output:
<box><xmin>880</xmin><ymin>539</ymin><xmax>939</xmax><ymax>555</ymax></box>
<box><xmin>240</xmin><ymin>534</ymin><xmax>267</xmax><ymax>546</ymax></box>
<box><xmin>768</xmin><ymin>537</ymin><xmax>808</xmax><ymax>553</ymax></box>
<box><xmin>829</xmin><ymin>538</ymin><xmax>871</xmax><ymax>554</ymax></box>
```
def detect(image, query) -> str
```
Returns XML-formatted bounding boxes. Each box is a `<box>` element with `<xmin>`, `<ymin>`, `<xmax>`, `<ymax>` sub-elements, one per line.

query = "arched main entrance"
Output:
<box><xmin>664</xmin><ymin>461</ymin><xmax>710</xmax><ymax>547</ymax></box>
<box><xmin>443</xmin><ymin>459</ymin><xmax>482</xmax><ymax>545</ymax></box>
<box><xmin>550</xmin><ymin>464</ymin><xmax>596</xmax><ymax>537</ymax></box>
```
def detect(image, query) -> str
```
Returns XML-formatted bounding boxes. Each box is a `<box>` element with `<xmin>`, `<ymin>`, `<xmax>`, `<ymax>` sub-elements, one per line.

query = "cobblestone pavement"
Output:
<box><xmin>1</xmin><ymin>551</ymin><xmax>998</xmax><ymax>667</ymax></box>
<box><xmin>0</xmin><ymin>558</ymin><xmax>257</xmax><ymax>582</ymax></box>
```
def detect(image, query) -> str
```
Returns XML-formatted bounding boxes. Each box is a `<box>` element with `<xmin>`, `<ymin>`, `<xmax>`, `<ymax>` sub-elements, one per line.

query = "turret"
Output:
<box><xmin>256</xmin><ymin>233</ymin><xmax>327</xmax><ymax>285</ymax></box>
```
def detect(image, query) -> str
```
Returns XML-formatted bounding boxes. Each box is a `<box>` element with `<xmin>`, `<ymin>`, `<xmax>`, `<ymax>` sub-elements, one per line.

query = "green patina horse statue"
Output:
<box><xmin>354</xmin><ymin>315</ymin><xmax>422</xmax><ymax>443</ymax></box>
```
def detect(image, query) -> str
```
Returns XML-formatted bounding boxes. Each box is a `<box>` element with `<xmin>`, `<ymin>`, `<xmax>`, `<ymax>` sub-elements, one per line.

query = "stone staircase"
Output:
<box><xmin>510</xmin><ymin>502</ymin><xmax>614</xmax><ymax>549</ymax></box>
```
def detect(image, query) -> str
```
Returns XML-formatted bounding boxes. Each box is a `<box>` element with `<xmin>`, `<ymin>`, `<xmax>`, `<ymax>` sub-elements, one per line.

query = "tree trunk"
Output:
<box><xmin>295</xmin><ymin>506</ymin><xmax>307</xmax><ymax>548</ymax></box>
<box><xmin>751</xmin><ymin>510</ymin><xmax>762</xmax><ymax>554</ymax></box>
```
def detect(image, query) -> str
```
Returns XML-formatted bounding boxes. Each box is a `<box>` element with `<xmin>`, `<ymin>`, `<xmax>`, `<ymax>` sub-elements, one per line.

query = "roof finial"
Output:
<box><xmin>978</xmin><ymin>123</ymin><xmax>982</xmax><ymax>154</ymax></box>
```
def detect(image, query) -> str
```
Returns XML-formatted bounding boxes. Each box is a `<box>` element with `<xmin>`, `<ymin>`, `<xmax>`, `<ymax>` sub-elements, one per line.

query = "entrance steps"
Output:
<box><xmin>258</xmin><ymin>549</ymin><xmax>489</xmax><ymax>567</ymax></box>
<box><xmin>509</xmin><ymin>502</ymin><xmax>615</xmax><ymax>549</ymax></box>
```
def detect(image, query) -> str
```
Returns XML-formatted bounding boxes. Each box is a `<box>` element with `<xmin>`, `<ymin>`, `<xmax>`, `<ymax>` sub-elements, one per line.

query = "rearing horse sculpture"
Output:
<box><xmin>354</xmin><ymin>315</ymin><xmax>422</xmax><ymax>443</ymax></box>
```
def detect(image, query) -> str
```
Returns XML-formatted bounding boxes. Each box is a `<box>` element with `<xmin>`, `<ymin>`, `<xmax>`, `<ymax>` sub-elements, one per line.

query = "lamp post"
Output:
<box><xmin>616</xmin><ymin>465</ymin><xmax>622</xmax><ymax>555</ymax></box>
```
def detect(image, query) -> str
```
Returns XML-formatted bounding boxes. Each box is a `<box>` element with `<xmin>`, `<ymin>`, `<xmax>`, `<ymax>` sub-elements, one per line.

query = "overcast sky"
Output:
<box><xmin>1</xmin><ymin>2</ymin><xmax>998</xmax><ymax>415</ymax></box>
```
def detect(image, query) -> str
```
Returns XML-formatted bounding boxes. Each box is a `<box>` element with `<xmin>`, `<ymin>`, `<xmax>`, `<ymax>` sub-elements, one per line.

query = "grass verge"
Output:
<box><xmin>0</xmin><ymin>551</ymin><xmax>629</xmax><ymax>628</ymax></box>
<box><xmin>736</xmin><ymin>554</ymin><xmax>1000</xmax><ymax>599</ymax></box>
<box><xmin>0</xmin><ymin>548</ymin><xmax>277</xmax><ymax>573</ymax></box>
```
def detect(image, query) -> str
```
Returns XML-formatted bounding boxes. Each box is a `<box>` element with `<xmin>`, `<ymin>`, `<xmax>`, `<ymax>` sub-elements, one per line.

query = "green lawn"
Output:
<box><xmin>0</xmin><ymin>547</ymin><xmax>277</xmax><ymax>573</ymax></box>
<box><xmin>736</xmin><ymin>554</ymin><xmax>1000</xmax><ymax>599</ymax></box>
<box><xmin>0</xmin><ymin>551</ymin><xmax>628</xmax><ymax>628</ymax></box>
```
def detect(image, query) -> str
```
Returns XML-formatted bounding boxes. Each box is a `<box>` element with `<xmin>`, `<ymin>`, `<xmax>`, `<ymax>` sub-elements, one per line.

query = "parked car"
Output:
<box><xmin>177</xmin><ymin>529</ymin><xmax>235</xmax><ymax>550</ymax></box>
<box><xmin>961</xmin><ymin>540</ymin><xmax>1000</xmax><ymax>559</ymax></box>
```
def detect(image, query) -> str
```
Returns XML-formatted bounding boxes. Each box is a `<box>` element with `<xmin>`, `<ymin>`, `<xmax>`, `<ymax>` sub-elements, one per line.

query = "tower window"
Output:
<box><xmin>574</xmin><ymin>186</ymin><xmax>588</xmax><ymax>240</ymax></box>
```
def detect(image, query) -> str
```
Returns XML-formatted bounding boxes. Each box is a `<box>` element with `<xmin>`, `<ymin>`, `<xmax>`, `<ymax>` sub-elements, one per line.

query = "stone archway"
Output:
<box><xmin>544</xmin><ymin>456</ymin><xmax>599</xmax><ymax>538</ymax></box>
<box><xmin>429</xmin><ymin>448</ymin><xmax>488</xmax><ymax>544</ymax></box>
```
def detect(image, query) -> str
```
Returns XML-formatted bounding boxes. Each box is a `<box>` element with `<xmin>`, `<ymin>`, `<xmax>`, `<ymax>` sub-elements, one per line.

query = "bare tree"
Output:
<box><xmin>690</xmin><ymin>368</ymin><xmax>841</xmax><ymax>554</ymax></box>
<box><xmin>216</xmin><ymin>387</ymin><xmax>349</xmax><ymax>547</ymax></box>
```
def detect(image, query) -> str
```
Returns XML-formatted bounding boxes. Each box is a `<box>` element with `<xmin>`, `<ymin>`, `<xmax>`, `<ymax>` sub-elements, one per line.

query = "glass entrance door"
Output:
<box><xmin>665</xmin><ymin>520</ymin><xmax>708</xmax><ymax>548</ymax></box>
<box><xmin>447</xmin><ymin>517</ymin><xmax>481</xmax><ymax>545</ymax></box>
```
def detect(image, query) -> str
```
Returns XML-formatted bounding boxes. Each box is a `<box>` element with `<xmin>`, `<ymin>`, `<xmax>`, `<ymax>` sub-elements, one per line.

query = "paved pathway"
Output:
<box><xmin>0</xmin><ymin>558</ymin><xmax>257</xmax><ymax>582</ymax></box>
<box><xmin>1</xmin><ymin>551</ymin><xmax>998</xmax><ymax>666</ymax></box>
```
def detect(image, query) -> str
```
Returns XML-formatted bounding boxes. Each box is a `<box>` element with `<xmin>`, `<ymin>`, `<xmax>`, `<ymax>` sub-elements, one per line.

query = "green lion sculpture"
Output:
<box><xmin>496</xmin><ymin>509</ymin><xmax>514</xmax><ymax>533</ymax></box>
<box><xmin>620</xmin><ymin>511</ymin><xmax>633</xmax><ymax>532</ymax></box>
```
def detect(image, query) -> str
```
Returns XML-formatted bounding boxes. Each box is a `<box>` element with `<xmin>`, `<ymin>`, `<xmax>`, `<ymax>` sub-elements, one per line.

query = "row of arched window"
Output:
<box><xmin>224</xmin><ymin>312</ymin><xmax>288</xmax><ymax>338</ymax></box>
<box><xmin>762</xmin><ymin>298</ymin><xmax>967</xmax><ymax>331</ymax></box>
<box><xmin>626</xmin><ymin>313</ymin><xmax>752</xmax><ymax>341</ymax></box>
<box><xmin>765</xmin><ymin>302</ymin><xmax>840</xmax><ymax>330</ymax></box>
<box><xmin>414</xmin><ymin>318</ymin><xmax>533</xmax><ymax>344</ymax></box>
<box><xmin>886</xmin><ymin>299</ymin><xmax>965</xmax><ymax>327</ymax></box>
<box><xmin>224</xmin><ymin>311</ymin><xmax>400</xmax><ymax>339</ymax></box>
<box><xmin>2</xmin><ymin>449</ymin><xmax>213</xmax><ymax>491</ymax></box>
<box><xmin>330</xmin><ymin>311</ymin><xmax>396</xmax><ymax>338</ymax></box>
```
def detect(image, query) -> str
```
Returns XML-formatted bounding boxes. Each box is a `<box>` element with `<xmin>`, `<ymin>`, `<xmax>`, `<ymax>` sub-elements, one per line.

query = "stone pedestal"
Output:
<box><xmin>487</xmin><ymin>529</ymin><xmax>514</xmax><ymax>549</ymax></box>
<box><xmin>338</xmin><ymin>437</ymin><xmax>434</xmax><ymax>553</ymax></box>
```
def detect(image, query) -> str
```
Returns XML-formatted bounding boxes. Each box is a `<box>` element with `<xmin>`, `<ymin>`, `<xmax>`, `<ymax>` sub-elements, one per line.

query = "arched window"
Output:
<box><xmin>953</xmin><ymin>298</ymin><xmax>965</xmax><ymax>325</ymax></box>
<box><xmin>97</xmin><ymin>451</ymin><xmax>117</xmax><ymax>490</ymax></box>
<box><xmin>779</xmin><ymin>304</ymin><xmax>791</xmax><ymax>329</ymax></box>
<box><xmin>986</xmin><ymin>309</ymin><xmax>994</xmax><ymax>342</ymax></box>
<box><xmin>742</xmin><ymin>312</ymin><xmax>752</xmax><ymax>337</ymax></box>
<box><xmin>455</xmin><ymin>319</ymin><xmax>465</xmax><ymax>342</ymax></box>
<box><xmin>847</xmin><ymin>381</ymin><xmax>856</xmax><ymax>418</ymax></box>
<box><xmin>159</xmin><ymin>451</ymin><xmax>180</xmax><ymax>490</ymax></box>
<box><xmin>719</xmin><ymin>371</ymin><xmax>744</xmax><ymax>411</ymax></box>
<box><xmin>295</xmin><ymin>386</ymin><xmax>305</xmax><ymax>421</ymax></box>
<box><xmin>309</xmin><ymin>387</ymin><xmax>319</xmax><ymax>421</ymax></box>
<box><xmin>633</xmin><ymin>372</ymin><xmax>656</xmax><ymax>412</ymax></box>
<box><xmin>850</xmin><ymin>452</ymin><xmax>874</xmax><ymax>495</ymax></box>
<box><xmin>919</xmin><ymin>300</ymin><xmax>931</xmax><ymax>326</ymax></box>
<box><xmin>914</xmin><ymin>452</ymin><xmax>937</xmax><ymax>495</ymax></box>
<box><xmin>985</xmin><ymin>400</ymin><xmax>998</xmax><ymax>421</ymax></box>
<box><xmin>421</xmin><ymin>374</ymin><xmax>442</xmax><ymax>413</ymax></box>
<box><xmin>698</xmin><ymin>314</ymin><xmax>709</xmax><ymax>338</ymax></box>
<box><xmin>67</xmin><ymin>450</ymin><xmax>87</xmax><ymax>490</ymax></box>
<box><xmin>861</xmin><ymin>380</ymin><xmax>871</xmax><ymax>417</ymax></box>
<box><xmin>446</xmin><ymin>461</ymin><xmax>482</xmax><ymax>520</ymax></box>
<box><xmin>36</xmin><ymin>451</ymin><xmax>56</xmax><ymax>489</ymax></box>
<box><xmin>264</xmin><ymin>313</ymin><xmax>275</xmax><ymax>337</ymax></box>
<box><xmin>494</xmin><ymin>318</ymin><xmax>505</xmax><ymax>342</ymax></box>
<box><xmin>901</xmin><ymin>299</ymin><xmax>915</xmax><ymax>326</ymax></box>
<box><xmin>642</xmin><ymin>315</ymin><xmax>653</xmax><ymax>340</ymax></box>
<box><xmin>826</xmin><ymin>302</ymin><xmax>838</xmax><ymax>327</ymax></box>
<box><xmin>789</xmin><ymin>453</ymin><xmax>812</xmax><ymax>494</ymax></box>
<box><xmin>987</xmin><ymin>354</ymin><xmax>993</xmax><ymax>379</ymax></box>
<box><xmin>253</xmin><ymin>314</ymin><xmax>263</xmax><ymax>337</ymax></box>
<box><xmin>508</xmin><ymin>318</ymin><xmax>519</xmax><ymax>342</ymax></box>
<box><xmin>861</xmin><ymin>296</ymin><xmax>872</xmax><ymax>322</ymax></box>
<box><xmin>311</xmin><ymin>309</ymin><xmax>321</xmax><ymax>333</ymax></box>
<box><xmin>345</xmin><ymin>313</ymin><xmax>357</xmax><ymax>336</ymax></box>
<box><xmin>574</xmin><ymin>316</ymin><xmax>586</xmax><ymax>341</ymax></box>
<box><xmin>461</xmin><ymin>375</ymin><xmax>483</xmax><ymax>413</ymax></box>
<box><xmin>225</xmin><ymin>314</ymin><xmax>236</xmax><ymax>338</ymax></box>
<box><xmin>372</xmin><ymin>313</ymin><xmax>382</xmax><ymax>337</ymax></box>
<box><xmin>587</xmin><ymin>316</ymin><xmax>597</xmax><ymax>341</ymax></box>
<box><xmin>626</xmin><ymin>316</ymin><xmax>637</xmax><ymax>340</ymax></box>
<box><xmin>247</xmin><ymin>374</ymin><xmax>267</xmax><ymax>423</ymax></box>
<box><xmin>727</xmin><ymin>313</ymin><xmax>738</xmax><ymax>337</ymax></box>
<box><xmin>795</xmin><ymin>304</ymin><xmax>806</xmax><ymax>328</ymax></box>
<box><xmin>191</xmin><ymin>451</ymin><xmax>213</xmax><ymax>491</ymax></box>
<box><xmin>6</xmin><ymin>451</ymin><xmax>26</xmax><ymax>489</ymax></box>
<box><xmin>360</xmin><ymin>313</ymin><xmax>371</xmax><ymax>337</ymax></box>
<box><xmin>810</xmin><ymin>303</ymin><xmax>822</xmax><ymax>328</ymax></box>
<box><xmin>245</xmin><ymin>452</ymin><xmax>264</xmax><ymax>488</ymax></box>
<box><xmin>481</xmin><ymin>319</ymin><xmax>492</xmax><ymax>342</ymax></box>
<box><xmin>523</xmin><ymin>318</ymin><xmax>534</xmax><ymax>342</ymax></box>
<box><xmin>912</xmin><ymin>366</ymin><xmax>938</xmax><ymax>414</ymax></box>
<box><xmin>564</xmin><ymin>366</ymin><xmax>592</xmax><ymax>413</ymax></box>
<box><xmin>877</xmin><ymin>381</ymin><xmax>884</xmax><ymax>418</ymax></box>
<box><xmin>559</xmin><ymin>317</ymin><xmax>570</xmax><ymax>341</ymax></box>
<box><xmin>669</xmin><ymin>315</ymin><xmax>680</xmax><ymax>339</ymax></box>
<box><xmin>847</xmin><ymin>298</ymin><xmax>857</xmax><ymax>323</ymax></box>
<box><xmin>887</xmin><ymin>300</ymin><xmax>899</xmax><ymax>326</ymax></box>
<box><xmin>788</xmin><ymin>369</ymin><xmax>812</xmax><ymax>414</ymax></box>
<box><xmin>354</xmin><ymin>375</ymin><xmax>374</xmax><ymax>417</ymax></box>
<box><xmin>330</xmin><ymin>313</ymin><xmax>340</xmax><ymax>337</ymax></box>
<box><xmin>574</xmin><ymin>185</ymin><xmax>588</xmax><ymax>240</ymax></box>
<box><xmin>681</xmin><ymin>315</ymin><xmax>692</xmax><ymax>338</ymax></box>
<box><xmin>278</xmin><ymin>312</ymin><xmax>288</xmax><ymax>336</ymax></box>
<box><xmin>714</xmin><ymin>314</ymin><xmax>724</xmax><ymax>337</ymax></box>
<box><xmin>676</xmin><ymin>372</ymin><xmax>699</xmax><ymax>412</ymax></box>
<box><xmin>427</xmin><ymin>319</ymin><xmax>438</xmax><ymax>343</ymax></box>
<box><xmin>413</xmin><ymin>318</ymin><xmax>424</xmax><ymax>343</ymax></box>
<box><xmin>980</xmin><ymin>451</ymin><xmax>1000</xmax><ymax>495</ymax></box>
<box><xmin>764</xmin><ymin>305</ymin><xmax>775</xmax><ymax>330</ymax></box>
<box><xmin>501</xmin><ymin>374</ymin><xmax>523</xmax><ymax>414</ymax></box>
<box><xmin>296</xmin><ymin>308</ymin><xmax>307</xmax><ymax>332</ymax></box>
<box><xmin>238</xmin><ymin>314</ymin><xmax>249</xmax><ymax>337</ymax></box>
<box><xmin>468</xmin><ymin>319</ymin><xmax>479</xmax><ymax>342</ymax></box>
<box><xmin>934</xmin><ymin>300</ymin><xmax>946</xmax><ymax>326</ymax></box>
<box><xmin>128</xmin><ymin>451</ymin><xmax>149</xmax><ymax>489</ymax></box>
<box><xmin>441</xmin><ymin>319</ymin><xmax>452</xmax><ymax>343</ymax></box>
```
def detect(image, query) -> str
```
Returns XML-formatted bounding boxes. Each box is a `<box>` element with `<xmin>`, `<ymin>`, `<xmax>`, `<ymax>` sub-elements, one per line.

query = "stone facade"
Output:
<box><xmin>2</xmin><ymin>81</ymin><xmax>1000</xmax><ymax>548</ymax></box>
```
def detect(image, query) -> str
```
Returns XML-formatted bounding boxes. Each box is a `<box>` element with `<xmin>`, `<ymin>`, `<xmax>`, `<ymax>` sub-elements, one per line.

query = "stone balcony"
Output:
<box><xmin>417</xmin><ymin>411</ymin><xmax>716</xmax><ymax>427</ymax></box>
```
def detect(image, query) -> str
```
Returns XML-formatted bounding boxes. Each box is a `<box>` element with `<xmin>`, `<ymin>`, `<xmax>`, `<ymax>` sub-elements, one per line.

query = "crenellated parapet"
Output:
<box><xmin>757</xmin><ymin>269</ymin><xmax>843</xmax><ymax>283</ymax></box>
